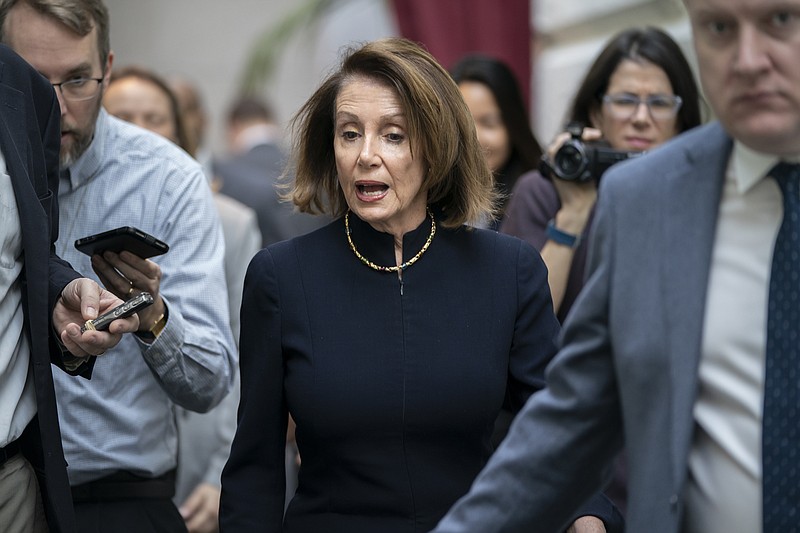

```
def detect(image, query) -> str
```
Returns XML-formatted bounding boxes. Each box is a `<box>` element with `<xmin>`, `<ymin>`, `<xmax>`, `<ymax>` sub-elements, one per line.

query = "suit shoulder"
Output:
<box><xmin>265</xmin><ymin>218</ymin><xmax>339</xmax><ymax>256</ymax></box>
<box><xmin>448</xmin><ymin>225</ymin><xmax>535</xmax><ymax>262</ymax></box>
<box><xmin>601</xmin><ymin>122</ymin><xmax>729</xmax><ymax>195</ymax></box>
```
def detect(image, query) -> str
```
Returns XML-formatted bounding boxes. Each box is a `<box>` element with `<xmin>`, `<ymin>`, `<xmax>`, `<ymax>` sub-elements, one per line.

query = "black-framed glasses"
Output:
<box><xmin>52</xmin><ymin>77</ymin><xmax>103</xmax><ymax>102</ymax></box>
<box><xmin>602</xmin><ymin>93</ymin><xmax>683</xmax><ymax>121</ymax></box>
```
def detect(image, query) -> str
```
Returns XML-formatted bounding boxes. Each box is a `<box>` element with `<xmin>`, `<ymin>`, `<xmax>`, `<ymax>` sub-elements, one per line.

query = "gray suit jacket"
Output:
<box><xmin>434</xmin><ymin>122</ymin><xmax>732</xmax><ymax>533</ymax></box>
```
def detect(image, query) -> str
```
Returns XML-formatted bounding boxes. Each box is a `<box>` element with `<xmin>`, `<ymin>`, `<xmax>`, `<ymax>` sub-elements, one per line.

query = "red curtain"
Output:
<box><xmin>392</xmin><ymin>0</ymin><xmax>532</xmax><ymax>111</ymax></box>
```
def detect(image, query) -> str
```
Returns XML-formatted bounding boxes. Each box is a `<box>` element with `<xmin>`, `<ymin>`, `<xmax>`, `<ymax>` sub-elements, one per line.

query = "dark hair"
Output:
<box><xmin>450</xmin><ymin>55</ymin><xmax>543</xmax><ymax>190</ymax></box>
<box><xmin>109</xmin><ymin>65</ymin><xmax>191</xmax><ymax>153</ymax></box>
<box><xmin>228</xmin><ymin>96</ymin><xmax>274</xmax><ymax>125</ymax></box>
<box><xmin>0</xmin><ymin>0</ymin><xmax>110</xmax><ymax>70</ymax></box>
<box><xmin>289</xmin><ymin>37</ymin><xmax>495</xmax><ymax>228</ymax></box>
<box><xmin>569</xmin><ymin>26</ymin><xmax>701</xmax><ymax>133</ymax></box>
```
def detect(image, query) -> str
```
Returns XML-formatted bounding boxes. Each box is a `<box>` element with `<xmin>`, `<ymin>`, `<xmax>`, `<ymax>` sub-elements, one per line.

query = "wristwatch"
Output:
<box><xmin>137</xmin><ymin>308</ymin><xmax>167</xmax><ymax>342</ymax></box>
<box><xmin>546</xmin><ymin>219</ymin><xmax>582</xmax><ymax>249</ymax></box>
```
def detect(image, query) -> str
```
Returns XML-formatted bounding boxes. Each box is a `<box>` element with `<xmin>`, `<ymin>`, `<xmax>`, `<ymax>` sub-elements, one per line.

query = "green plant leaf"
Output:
<box><xmin>239</xmin><ymin>0</ymin><xmax>335</xmax><ymax>95</ymax></box>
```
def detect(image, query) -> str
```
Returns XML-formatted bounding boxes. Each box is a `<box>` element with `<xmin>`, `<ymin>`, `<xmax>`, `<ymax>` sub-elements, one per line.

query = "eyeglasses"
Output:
<box><xmin>52</xmin><ymin>77</ymin><xmax>103</xmax><ymax>102</ymax></box>
<box><xmin>602</xmin><ymin>93</ymin><xmax>683</xmax><ymax>121</ymax></box>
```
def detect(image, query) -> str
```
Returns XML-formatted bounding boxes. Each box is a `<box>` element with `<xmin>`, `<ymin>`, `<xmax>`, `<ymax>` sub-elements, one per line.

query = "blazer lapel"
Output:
<box><xmin>0</xmin><ymin>65</ymin><xmax>49</xmax><ymax>266</ymax></box>
<box><xmin>659</xmin><ymin>122</ymin><xmax>732</xmax><ymax>491</ymax></box>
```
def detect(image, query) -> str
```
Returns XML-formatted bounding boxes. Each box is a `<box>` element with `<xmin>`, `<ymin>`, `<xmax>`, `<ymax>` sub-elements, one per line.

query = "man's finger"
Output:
<box><xmin>75</xmin><ymin>278</ymin><xmax>101</xmax><ymax>319</ymax></box>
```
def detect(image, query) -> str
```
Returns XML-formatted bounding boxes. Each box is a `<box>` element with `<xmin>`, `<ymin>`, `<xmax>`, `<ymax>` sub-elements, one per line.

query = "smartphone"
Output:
<box><xmin>75</xmin><ymin>226</ymin><xmax>169</xmax><ymax>259</ymax></box>
<box><xmin>81</xmin><ymin>292</ymin><xmax>154</xmax><ymax>333</ymax></box>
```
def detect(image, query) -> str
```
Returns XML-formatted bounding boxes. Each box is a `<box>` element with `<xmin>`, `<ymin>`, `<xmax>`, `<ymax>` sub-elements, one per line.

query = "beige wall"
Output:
<box><xmin>103</xmin><ymin>0</ymin><xmax>696</xmax><ymax>156</ymax></box>
<box><xmin>104</xmin><ymin>0</ymin><xmax>397</xmax><ymax>156</ymax></box>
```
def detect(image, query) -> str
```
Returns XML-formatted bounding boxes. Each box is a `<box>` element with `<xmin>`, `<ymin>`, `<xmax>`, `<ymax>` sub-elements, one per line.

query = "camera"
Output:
<box><xmin>543</xmin><ymin>123</ymin><xmax>642</xmax><ymax>183</ymax></box>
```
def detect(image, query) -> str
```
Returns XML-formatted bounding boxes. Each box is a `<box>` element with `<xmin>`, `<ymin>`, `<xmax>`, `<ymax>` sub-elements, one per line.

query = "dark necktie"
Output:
<box><xmin>762</xmin><ymin>162</ymin><xmax>800</xmax><ymax>531</ymax></box>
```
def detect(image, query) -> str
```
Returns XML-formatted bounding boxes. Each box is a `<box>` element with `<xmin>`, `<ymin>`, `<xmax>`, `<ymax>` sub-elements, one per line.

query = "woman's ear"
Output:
<box><xmin>589</xmin><ymin>105</ymin><xmax>603</xmax><ymax>131</ymax></box>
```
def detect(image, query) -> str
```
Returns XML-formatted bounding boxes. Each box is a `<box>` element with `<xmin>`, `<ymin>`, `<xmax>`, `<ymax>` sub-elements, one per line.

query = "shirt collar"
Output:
<box><xmin>64</xmin><ymin>107</ymin><xmax>109</xmax><ymax>191</ymax></box>
<box><xmin>731</xmin><ymin>141</ymin><xmax>779</xmax><ymax>194</ymax></box>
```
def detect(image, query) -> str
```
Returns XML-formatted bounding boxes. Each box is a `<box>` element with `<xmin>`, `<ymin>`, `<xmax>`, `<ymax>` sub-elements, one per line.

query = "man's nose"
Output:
<box><xmin>52</xmin><ymin>85</ymin><xmax>69</xmax><ymax>117</ymax></box>
<box><xmin>733</xmin><ymin>25</ymin><xmax>771</xmax><ymax>76</ymax></box>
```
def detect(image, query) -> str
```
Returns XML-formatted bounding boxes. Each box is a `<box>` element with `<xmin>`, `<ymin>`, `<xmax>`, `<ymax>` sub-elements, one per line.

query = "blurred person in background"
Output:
<box><xmin>104</xmin><ymin>65</ymin><xmax>261</xmax><ymax>533</ymax></box>
<box><xmin>450</xmin><ymin>54</ymin><xmax>544</xmax><ymax>229</ymax></box>
<box><xmin>169</xmin><ymin>76</ymin><xmax>213</xmax><ymax>176</ymax></box>
<box><xmin>213</xmin><ymin>96</ymin><xmax>326</xmax><ymax>247</ymax></box>
<box><xmin>219</xmin><ymin>37</ymin><xmax>621</xmax><ymax>533</ymax></box>
<box><xmin>502</xmin><ymin>27</ymin><xmax>702</xmax><ymax>324</ymax></box>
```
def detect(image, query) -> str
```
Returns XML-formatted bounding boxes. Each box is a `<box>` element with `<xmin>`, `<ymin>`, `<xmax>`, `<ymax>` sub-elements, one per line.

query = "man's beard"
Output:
<box><xmin>60</xmin><ymin>128</ymin><xmax>94</xmax><ymax>168</ymax></box>
<box><xmin>60</xmin><ymin>99</ymin><xmax>102</xmax><ymax>168</ymax></box>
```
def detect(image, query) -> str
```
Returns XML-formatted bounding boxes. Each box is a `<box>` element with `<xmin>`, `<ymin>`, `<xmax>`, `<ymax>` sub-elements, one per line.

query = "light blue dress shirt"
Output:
<box><xmin>52</xmin><ymin>110</ymin><xmax>237</xmax><ymax>485</ymax></box>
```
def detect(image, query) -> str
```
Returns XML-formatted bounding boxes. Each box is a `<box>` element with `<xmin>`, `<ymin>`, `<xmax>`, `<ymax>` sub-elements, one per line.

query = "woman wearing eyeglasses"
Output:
<box><xmin>503</xmin><ymin>26</ymin><xmax>702</xmax><ymax>322</ymax></box>
<box><xmin>501</xmin><ymin>26</ymin><xmax>703</xmax><ymax>514</ymax></box>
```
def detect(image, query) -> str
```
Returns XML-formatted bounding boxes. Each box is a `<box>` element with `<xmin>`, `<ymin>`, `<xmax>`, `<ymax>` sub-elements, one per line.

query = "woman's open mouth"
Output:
<box><xmin>356</xmin><ymin>182</ymin><xmax>389</xmax><ymax>201</ymax></box>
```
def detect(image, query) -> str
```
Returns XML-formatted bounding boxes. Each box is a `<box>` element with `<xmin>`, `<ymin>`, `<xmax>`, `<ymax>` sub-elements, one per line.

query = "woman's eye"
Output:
<box><xmin>616</xmin><ymin>97</ymin><xmax>639</xmax><ymax>107</ymax></box>
<box><xmin>649</xmin><ymin>97</ymin><xmax>672</xmax><ymax>109</ymax></box>
<box><xmin>386</xmin><ymin>133</ymin><xmax>404</xmax><ymax>143</ymax></box>
<box><xmin>341</xmin><ymin>131</ymin><xmax>359</xmax><ymax>141</ymax></box>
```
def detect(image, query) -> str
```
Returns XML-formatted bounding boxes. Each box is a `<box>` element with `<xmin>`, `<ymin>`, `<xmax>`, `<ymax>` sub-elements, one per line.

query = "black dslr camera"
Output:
<box><xmin>542</xmin><ymin>123</ymin><xmax>642</xmax><ymax>183</ymax></box>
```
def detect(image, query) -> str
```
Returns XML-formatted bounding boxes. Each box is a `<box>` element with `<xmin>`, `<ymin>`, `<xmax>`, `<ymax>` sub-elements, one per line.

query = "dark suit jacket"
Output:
<box><xmin>434</xmin><ymin>122</ymin><xmax>732</xmax><ymax>533</ymax></box>
<box><xmin>0</xmin><ymin>43</ymin><xmax>83</xmax><ymax>533</ymax></box>
<box><xmin>214</xmin><ymin>143</ymin><xmax>326</xmax><ymax>247</ymax></box>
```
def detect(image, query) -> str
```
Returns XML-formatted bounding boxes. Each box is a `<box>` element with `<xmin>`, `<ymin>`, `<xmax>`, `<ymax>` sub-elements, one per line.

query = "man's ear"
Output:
<box><xmin>102</xmin><ymin>50</ymin><xmax>115</xmax><ymax>87</ymax></box>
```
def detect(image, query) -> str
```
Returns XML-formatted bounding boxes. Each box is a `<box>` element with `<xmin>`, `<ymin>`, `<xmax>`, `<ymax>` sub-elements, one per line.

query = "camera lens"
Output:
<box><xmin>554</xmin><ymin>143</ymin><xmax>585</xmax><ymax>180</ymax></box>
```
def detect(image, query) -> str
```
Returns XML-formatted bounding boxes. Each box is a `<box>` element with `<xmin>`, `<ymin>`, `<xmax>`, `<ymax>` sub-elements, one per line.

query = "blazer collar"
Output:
<box><xmin>0</xmin><ymin>57</ymin><xmax>49</xmax><ymax>266</ymax></box>
<box><xmin>0</xmin><ymin>63</ymin><xmax>31</xmax><ymax>195</ymax></box>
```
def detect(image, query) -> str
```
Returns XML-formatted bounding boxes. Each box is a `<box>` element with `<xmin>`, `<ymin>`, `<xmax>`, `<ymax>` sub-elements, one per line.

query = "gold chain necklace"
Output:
<box><xmin>345</xmin><ymin>208</ymin><xmax>436</xmax><ymax>273</ymax></box>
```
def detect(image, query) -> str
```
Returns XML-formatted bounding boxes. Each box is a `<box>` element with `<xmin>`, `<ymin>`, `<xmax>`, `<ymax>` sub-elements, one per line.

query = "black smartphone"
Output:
<box><xmin>81</xmin><ymin>292</ymin><xmax>154</xmax><ymax>332</ymax></box>
<box><xmin>75</xmin><ymin>226</ymin><xmax>169</xmax><ymax>259</ymax></box>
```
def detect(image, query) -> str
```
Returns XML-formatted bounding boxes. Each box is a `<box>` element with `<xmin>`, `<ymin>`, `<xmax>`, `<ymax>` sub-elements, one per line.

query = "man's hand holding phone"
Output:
<box><xmin>75</xmin><ymin>227</ymin><xmax>169</xmax><ymax>340</ymax></box>
<box><xmin>90</xmin><ymin>249</ymin><xmax>166</xmax><ymax>339</ymax></box>
<box><xmin>54</xmin><ymin>278</ymin><xmax>141</xmax><ymax>359</ymax></box>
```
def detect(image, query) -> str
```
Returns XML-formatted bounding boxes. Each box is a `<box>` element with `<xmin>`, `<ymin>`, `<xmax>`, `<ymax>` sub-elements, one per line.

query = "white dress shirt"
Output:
<box><xmin>0</xmin><ymin>148</ymin><xmax>35</xmax><ymax>447</ymax></box>
<box><xmin>686</xmin><ymin>142</ymin><xmax>796</xmax><ymax>533</ymax></box>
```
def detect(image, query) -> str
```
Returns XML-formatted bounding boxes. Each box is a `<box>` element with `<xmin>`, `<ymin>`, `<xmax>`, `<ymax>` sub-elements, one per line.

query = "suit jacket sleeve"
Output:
<box><xmin>503</xmin><ymin>237</ymin><xmax>558</xmax><ymax>412</ymax></box>
<box><xmin>500</xmin><ymin>230</ymin><xmax>622</xmax><ymax>530</ymax></box>
<box><xmin>220</xmin><ymin>248</ymin><xmax>286</xmax><ymax>531</ymax></box>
